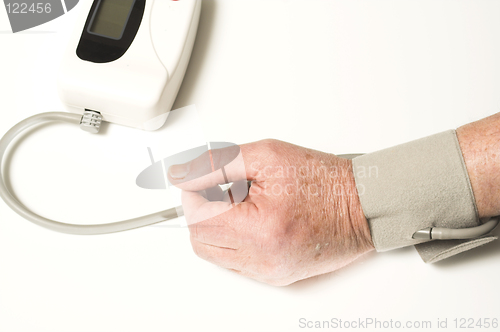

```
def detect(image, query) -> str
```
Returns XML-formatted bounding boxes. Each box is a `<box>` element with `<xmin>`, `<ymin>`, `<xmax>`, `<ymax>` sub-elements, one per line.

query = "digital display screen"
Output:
<box><xmin>89</xmin><ymin>0</ymin><xmax>135</xmax><ymax>39</ymax></box>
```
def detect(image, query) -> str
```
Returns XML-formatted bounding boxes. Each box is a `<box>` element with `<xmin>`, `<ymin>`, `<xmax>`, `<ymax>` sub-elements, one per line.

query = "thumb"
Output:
<box><xmin>167</xmin><ymin>143</ymin><xmax>260</xmax><ymax>192</ymax></box>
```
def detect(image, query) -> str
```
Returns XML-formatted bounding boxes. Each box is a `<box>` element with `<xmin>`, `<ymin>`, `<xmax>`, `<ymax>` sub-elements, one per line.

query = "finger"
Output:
<box><xmin>168</xmin><ymin>144</ymin><xmax>261</xmax><ymax>191</ymax></box>
<box><xmin>182</xmin><ymin>190</ymin><xmax>234</xmax><ymax>226</ymax></box>
<box><xmin>182</xmin><ymin>190</ymin><xmax>256</xmax><ymax>247</ymax></box>
<box><xmin>189</xmin><ymin>222</ymin><xmax>241</xmax><ymax>249</ymax></box>
<box><xmin>190</xmin><ymin>237</ymin><xmax>240</xmax><ymax>270</ymax></box>
<box><xmin>221</xmin><ymin>180</ymin><xmax>251</xmax><ymax>204</ymax></box>
<box><xmin>184</xmin><ymin>191</ymin><xmax>241</xmax><ymax>248</ymax></box>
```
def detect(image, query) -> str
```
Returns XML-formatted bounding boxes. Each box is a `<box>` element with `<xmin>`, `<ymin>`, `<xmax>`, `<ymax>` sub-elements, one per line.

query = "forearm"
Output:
<box><xmin>456</xmin><ymin>113</ymin><xmax>500</xmax><ymax>218</ymax></box>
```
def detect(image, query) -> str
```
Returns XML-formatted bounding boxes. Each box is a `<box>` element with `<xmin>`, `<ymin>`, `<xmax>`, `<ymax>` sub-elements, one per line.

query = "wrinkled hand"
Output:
<box><xmin>168</xmin><ymin>139</ymin><xmax>374</xmax><ymax>286</ymax></box>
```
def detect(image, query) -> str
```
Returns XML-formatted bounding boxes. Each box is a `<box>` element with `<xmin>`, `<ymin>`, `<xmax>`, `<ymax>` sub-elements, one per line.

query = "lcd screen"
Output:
<box><xmin>89</xmin><ymin>0</ymin><xmax>135</xmax><ymax>39</ymax></box>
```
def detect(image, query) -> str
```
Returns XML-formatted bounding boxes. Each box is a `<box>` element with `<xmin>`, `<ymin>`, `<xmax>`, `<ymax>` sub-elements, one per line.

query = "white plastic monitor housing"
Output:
<box><xmin>58</xmin><ymin>0</ymin><xmax>202</xmax><ymax>131</ymax></box>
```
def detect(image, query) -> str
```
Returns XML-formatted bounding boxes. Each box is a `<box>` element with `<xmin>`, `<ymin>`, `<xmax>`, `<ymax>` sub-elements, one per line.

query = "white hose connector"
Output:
<box><xmin>80</xmin><ymin>110</ymin><xmax>103</xmax><ymax>134</ymax></box>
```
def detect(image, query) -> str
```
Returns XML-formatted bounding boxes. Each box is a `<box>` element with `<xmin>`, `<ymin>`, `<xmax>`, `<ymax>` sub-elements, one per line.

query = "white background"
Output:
<box><xmin>1</xmin><ymin>1</ymin><xmax>500</xmax><ymax>331</ymax></box>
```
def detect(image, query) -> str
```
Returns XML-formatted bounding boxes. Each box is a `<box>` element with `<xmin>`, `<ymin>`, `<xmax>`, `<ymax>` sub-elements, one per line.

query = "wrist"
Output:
<box><xmin>456</xmin><ymin>113</ymin><xmax>500</xmax><ymax>218</ymax></box>
<box><xmin>342</xmin><ymin>159</ymin><xmax>375</xmax><ymax>252</ymax></box>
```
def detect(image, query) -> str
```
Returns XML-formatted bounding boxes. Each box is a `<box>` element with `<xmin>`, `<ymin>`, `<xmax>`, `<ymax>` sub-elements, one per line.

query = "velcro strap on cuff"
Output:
<box><xmin>352</xmin><ymin>129</ymin><xmax>496</xmax><ymax>261</ymax></box>
<box><xmin>414</xmin><ymin>235</ymin><xmax>497</xmax><ymax>263</ymax></box>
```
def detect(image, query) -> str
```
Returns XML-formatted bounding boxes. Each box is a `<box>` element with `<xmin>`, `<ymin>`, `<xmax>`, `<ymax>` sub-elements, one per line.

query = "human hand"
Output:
<box><xmin>168</xmin><ymin>139</ymin><xmax>374</xmax><ymax>286</ymax></box>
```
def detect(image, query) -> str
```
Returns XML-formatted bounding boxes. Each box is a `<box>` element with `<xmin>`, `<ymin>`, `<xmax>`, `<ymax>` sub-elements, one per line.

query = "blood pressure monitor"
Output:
<box><xmin>0</xmin><ymin>0</ymin><xmax>206</xmax><ymax>234</ymax></box>
<box><xmin>58</xmin><ymin>0</ymin><xmax>202</xmax><ymax>130</ymax></box>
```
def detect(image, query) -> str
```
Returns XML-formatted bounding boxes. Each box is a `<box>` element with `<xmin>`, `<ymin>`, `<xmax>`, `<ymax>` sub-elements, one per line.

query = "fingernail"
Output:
<box><xmin>168</xmin><ymin>162</ymin><xmax>190</xmax><ymax>179</ymax></box>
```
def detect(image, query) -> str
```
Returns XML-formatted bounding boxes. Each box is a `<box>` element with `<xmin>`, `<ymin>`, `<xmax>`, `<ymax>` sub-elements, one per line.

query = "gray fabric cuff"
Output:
<box><xmin>352</xmin><ymin>130</ymin><xmax>497</xmax><ymax>262</ymax></box>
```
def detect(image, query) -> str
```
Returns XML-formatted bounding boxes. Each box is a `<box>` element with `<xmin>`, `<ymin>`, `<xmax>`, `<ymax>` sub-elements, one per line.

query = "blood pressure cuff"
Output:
<box><xmin>352</xmin><ymin>130</ymin><xmax>497</xmax><ymax>263</ymax></box>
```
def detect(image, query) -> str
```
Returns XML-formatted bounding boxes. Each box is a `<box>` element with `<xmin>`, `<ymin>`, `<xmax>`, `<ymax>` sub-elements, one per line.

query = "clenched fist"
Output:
<box><xmin>168</xmin><ymin>139</ymin><xmax>374</xmax><ymax>286</ymax></box>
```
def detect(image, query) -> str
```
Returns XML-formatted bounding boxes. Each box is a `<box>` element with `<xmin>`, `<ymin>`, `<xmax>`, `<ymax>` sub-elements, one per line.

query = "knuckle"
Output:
<box><xmin>261</xmin><ymin>138</ymin><xmax>280</xmax><ymax>149</ymax></box>
<box><xmin>259</xmin><ymin>260</ymin><xmax>290</xmax><ymax>280</ymax></box>
<box><xmin>190</xmin><ymin>238</ymin><xmax>202</xmax><ymax>258</ymax></box>
<box><xmin>188</xmin><ymin>223</ymin><xmax>200</xmax><ymax>240</ymax></box>
<box><xmin>266</xmin><ymin>279</ymin><xmax>293</xmax><ymax>287</ymax></box>
<box><xmin>257</xmin><ymin>139</ymin><xmax>284</xmax><ymax>159</ymax></box>
<box><xmin>259</xmin><ymin>138</ymin><xmax>281</xmax><ymax>146</ymax></box>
